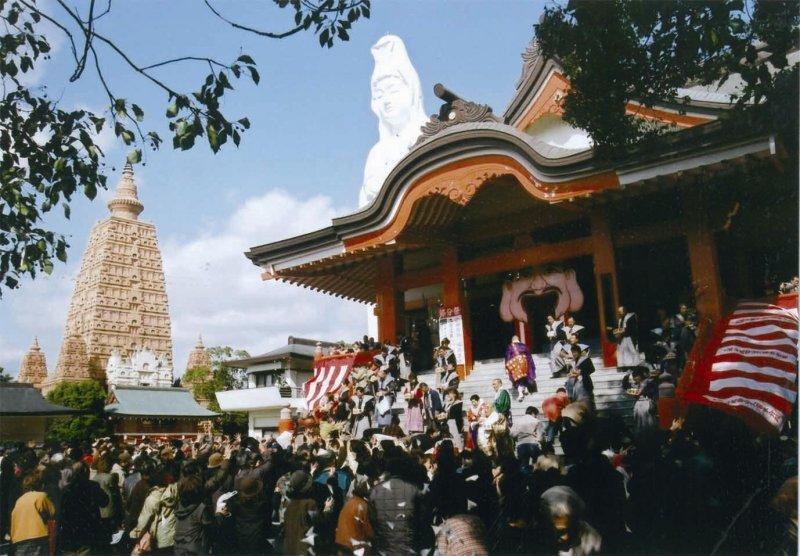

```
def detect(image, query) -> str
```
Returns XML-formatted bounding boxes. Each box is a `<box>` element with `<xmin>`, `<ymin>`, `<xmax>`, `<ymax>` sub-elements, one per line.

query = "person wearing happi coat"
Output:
<box><xmin>504</xmin><ymin>335</ymin><xmax>537</xmax><ymax>403</ymax></box>
<box><xmin>612</xmin><ymin>306</ymin><xmax>640</xmax><ymax>370</ymax></box>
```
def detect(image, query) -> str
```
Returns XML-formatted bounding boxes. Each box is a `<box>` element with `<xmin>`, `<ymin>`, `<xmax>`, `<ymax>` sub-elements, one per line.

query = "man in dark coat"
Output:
<box><xmin>59</xmin><ymin>461</ymin><xmax>110</xmax><ymax>553</ymax></box>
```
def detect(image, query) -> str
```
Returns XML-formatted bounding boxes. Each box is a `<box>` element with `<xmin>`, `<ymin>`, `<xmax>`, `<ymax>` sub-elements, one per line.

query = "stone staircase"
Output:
<box><xmin>391</xmin><ymin>354</ymin><xmax>636</xmax><ymax>425</ymax></box>
<box><xmin>461</xmin><ymin>355</ymin><xmax>635</xmax><ymax>422</ymax></box>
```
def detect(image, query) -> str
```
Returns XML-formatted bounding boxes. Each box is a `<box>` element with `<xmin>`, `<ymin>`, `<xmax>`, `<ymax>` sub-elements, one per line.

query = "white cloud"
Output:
<box><xmin>0</xmin><ymin>261</ymin><xmax>77</xmax><ymax>377</ymax></box>
<box><xmin>0</xmin><ymin>188</ymin><xmax>367</xmax><ymax>380</ymax></box>
<box><xmin>162</xmin><ymin>189</ymin><xmax>367</xmax><ymax>374</ymax></box>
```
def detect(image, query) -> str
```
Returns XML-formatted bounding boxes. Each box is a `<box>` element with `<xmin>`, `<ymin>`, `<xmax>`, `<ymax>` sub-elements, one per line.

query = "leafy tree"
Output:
<box><xmin>45</xmin><ymin>379</ymin><xmax>110</xmax><ymax>443</ymax></box>
<box><xmin>0</xmin><ymin>366</ymin><xmax>11</xmax><ymax>382</ymax></box>
<box><xmin>1</xmin><ymin>0</ymin><xmax>371</xmax><ymax>293</ymax></box>
<box><xmin>535</xmin><ymin>0</ymin><xmax>799</xmax><ymax>155</ymax></box>
<box><xmin>184</xmin><ymin>345</ymin><xmax>250</xmax><ymax>435</ymax></box>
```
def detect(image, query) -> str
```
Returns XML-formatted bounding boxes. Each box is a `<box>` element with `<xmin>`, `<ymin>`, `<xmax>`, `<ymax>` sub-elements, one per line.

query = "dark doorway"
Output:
<box><xmin>617</xmin><ymin>238</ymin><xmax>693</xmax><ymax>337</ymax></box>
<box><xmin>469</xmin><ymin>276</ymin><xmax>515</xmax><ymax>361</ymax></box>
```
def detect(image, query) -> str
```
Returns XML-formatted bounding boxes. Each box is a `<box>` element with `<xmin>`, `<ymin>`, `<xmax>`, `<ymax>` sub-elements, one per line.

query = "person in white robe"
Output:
<box><xmin>612</xmin><ymin>306</ymin><xmax>640</xmax><ymax>370</ymax></box>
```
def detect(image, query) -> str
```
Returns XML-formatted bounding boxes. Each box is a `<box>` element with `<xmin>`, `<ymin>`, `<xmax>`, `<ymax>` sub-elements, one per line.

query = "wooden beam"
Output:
<box><xmin>613</xmin><ymin>220</ymin><xmax>685</xmax><ymax>248</ymax></box>
<box><xmin>396</xmin><ymin>266</ymin><xmax>443</xmax><ymax>291</ymax></box>
<box><xmin>459</xmin><ymin>236</ymin><xmax>594</xmax><ymax>277</ymax></box>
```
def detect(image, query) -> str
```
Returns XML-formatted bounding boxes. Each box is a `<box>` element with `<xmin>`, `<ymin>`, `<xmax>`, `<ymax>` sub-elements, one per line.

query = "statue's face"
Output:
<box><xmin>500</xmin><ymin>266</ymin><xmax>584</xmax><ymax>323</ymax></box>
<box><xmin>372</xmin><ymin>75</ymin><xmax>412</xmax><ymax>130</ymax></box>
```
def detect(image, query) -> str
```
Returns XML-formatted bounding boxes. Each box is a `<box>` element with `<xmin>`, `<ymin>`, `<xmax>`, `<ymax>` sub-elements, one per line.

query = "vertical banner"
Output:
<box><xmin>438</xmin><ymin>306</ymin><xmax>466</xmax><ymax>365</ymax></box>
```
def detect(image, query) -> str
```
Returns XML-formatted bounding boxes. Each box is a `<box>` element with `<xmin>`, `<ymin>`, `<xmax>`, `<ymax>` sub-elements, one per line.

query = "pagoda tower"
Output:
<box><xmin>17</xmin><ymin>338</ymin><xmax>49</xmax><ymax>389</ymax></box>
<box><xmin>186</xmin><ymin>335</ymin><xmax>212</xmax><ymax>371</ymax></box>
<box><xmin>44</xmin><ymin>164</ymin><xmax>173</xmax><ymax>393</ymax></box>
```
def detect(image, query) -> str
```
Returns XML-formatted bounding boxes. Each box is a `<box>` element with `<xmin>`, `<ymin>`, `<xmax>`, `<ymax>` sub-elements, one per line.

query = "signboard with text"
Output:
<box><xmin>438</xmin><ymin>306</ymin><xmax>466</xmax><ymax>365</ymax></box>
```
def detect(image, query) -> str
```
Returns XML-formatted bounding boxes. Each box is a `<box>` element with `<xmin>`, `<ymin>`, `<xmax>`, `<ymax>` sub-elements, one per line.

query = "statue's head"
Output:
<box><xmin>370</xmin><ymin>35</ymin><xmax>426</xmax><ymax>138</ymax></box>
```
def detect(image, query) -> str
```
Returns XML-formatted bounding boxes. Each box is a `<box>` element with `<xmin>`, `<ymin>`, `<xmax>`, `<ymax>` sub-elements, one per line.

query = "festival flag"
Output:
<box><xmin>303</xmin><ymin>351</ymin><xmax>374</xmax><ymax>410</ymax></box>
<box><xmin>681</xmin><ymin>294</ymin><xmax>798</xmax><ymax>434</ymax></box>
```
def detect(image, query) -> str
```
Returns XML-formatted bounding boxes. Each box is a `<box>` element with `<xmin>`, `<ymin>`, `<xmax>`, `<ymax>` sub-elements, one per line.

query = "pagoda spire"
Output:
<box><xmin>107</xmin><ymin>162</ymin><xmax>144</xmax><ymax>220</ymax></box>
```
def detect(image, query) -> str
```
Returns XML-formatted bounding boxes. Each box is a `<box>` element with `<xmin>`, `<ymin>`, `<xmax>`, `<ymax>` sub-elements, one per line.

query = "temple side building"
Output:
<box><xmin>244</xmin><ymin>39</ymin><xmax>797</xmax><ymax>375</ymax></box>
<box><xmin>16</xmin><ymin>338</ymin><xmax>48</xmax><ymax>390</ymax></box>
<box><xmin>43</xmin><ymin>164</ymin><xmax>173</xmax><ymax>392</ymax></box>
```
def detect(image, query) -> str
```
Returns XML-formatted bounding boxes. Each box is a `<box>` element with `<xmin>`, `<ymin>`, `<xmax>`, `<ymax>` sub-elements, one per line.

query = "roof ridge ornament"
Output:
<box><xmin>415</xmin><ymin>83</ymin><xmax>502</xmax><ymax>147</ymax></box>
<box><xmin>516</xmin><ymin>39</ymin><xmax>542</xmax><ymax>91</ymax></box>
<box><xmin>108</xmin><ymin>162</ymin><xmax>144</xmax><ymax>220</ymax></box>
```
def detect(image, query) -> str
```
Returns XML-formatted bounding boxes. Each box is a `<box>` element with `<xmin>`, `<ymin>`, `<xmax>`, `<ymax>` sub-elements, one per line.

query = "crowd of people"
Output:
<box><xmin>0</xmin><ymin>303</ymin><xmax>796</xmax><ymax>555</ymax></box>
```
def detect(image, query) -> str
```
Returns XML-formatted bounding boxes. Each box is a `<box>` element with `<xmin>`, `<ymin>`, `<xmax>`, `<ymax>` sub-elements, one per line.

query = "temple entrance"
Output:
<box><xmin>617</xmin><ymin>237</ymin><xmax>693</xmax><ymax>338</ymax></box>
<box><xmin>467</xmin><ymin>255</ymin><xmax>599</xmax><ymax>360</ymax></box>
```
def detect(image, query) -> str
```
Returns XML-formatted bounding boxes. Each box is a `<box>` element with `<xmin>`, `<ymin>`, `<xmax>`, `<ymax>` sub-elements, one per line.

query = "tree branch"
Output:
<box><xmin>140</xmin><ymin>56</ymin><xmax>232</xmax><ymax>71</ymax></box>
<box><xmin>17</xmin><ymin>0</ymin><xmax>80</xmax><ymax>66</ymax></box>
<box><xmin>69</xmin><ymin>0</ymin><xmax>95</xmax><ymax>82</ymax></box>
<box><xmin>203</xmin><ymin>0</ymin><xmax>305</xmax><ymax>39</ymax></box>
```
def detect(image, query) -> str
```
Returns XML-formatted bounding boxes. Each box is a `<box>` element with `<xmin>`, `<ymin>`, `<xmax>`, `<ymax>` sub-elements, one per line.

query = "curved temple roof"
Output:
<box><xmin>245</xmin><ymin>38</ymin><xmax>780</xmax><ymax>302</ymax></box>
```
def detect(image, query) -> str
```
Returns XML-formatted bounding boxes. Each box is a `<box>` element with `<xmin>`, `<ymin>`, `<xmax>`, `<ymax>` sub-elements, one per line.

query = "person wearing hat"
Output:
<box><xmin>217</xmin><ymin>475</ymin><xmax>270</xmax><ymax>554</ymax></box>
<box><xmin>283</xmin><ymin>470</ymin><xmax>330</xmax><ymax>555</ymax></box>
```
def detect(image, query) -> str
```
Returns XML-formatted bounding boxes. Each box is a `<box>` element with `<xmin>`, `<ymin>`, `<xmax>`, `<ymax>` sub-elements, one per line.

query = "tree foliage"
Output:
<box><xmin>535</xmin><ymin>0</ymin><xmax>799</xmax><ymax>155</ymax></box>
<box><xmin>0</xmin><ymin>366</ymin><xmax>11</xmax><ymax>382</ymax></box>
<box><xmin>183</xmin><ymin>345</ymin><xmax>250</xmax><ymax>434</ymax></box>
<box><xmin>45</xmin><ymin>379</ymin><xmax>110</xmax><ymax>443</ymax></box>
<box><xmin>0</xmin><ymin>0</ymin><xmax>370</xmax><ymax>294</ymax></box>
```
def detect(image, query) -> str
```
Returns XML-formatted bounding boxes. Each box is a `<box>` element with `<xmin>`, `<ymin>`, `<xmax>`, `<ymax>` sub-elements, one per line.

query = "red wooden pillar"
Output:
<box><xmin>376</xmin><ymin>255</ymin><xmax>404</xmax><ymax>344</ymax></box>
<box><xmin>591</xmin><ymin>209</ymin><xmax>620</xmax><ymax>367</ymax></box>
<box><xmin>684</xmin><ymin>190</ymin><xmax>724</xmax><ymax>323</ymax></box>
<box><xmin>441</xmin><ymin>246</ymin><xmax>473</xmax><ymax>376</ymax></box>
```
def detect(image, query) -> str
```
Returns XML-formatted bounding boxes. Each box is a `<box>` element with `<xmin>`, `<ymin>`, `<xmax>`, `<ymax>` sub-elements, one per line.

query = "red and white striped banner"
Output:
<box><xmin>681</xmin><ymin>294</ymin><xmax>798</xmax><ymax>434</ymax></box>
<box><xmin>303</xmin><ymin>352</ymin><xmax>375</xmax><ymax>410</ymax></box>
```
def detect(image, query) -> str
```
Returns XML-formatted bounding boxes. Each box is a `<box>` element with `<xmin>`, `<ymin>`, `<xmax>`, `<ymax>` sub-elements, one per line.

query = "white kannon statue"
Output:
<box><xmin>358</xmin><ymin>34</ymin><xmax>428</xmax><ymax>208</ymax></box>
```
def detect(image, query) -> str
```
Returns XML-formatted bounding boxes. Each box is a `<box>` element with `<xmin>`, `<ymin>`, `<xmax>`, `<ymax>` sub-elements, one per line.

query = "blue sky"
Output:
<box><xmin>1</xmin><ymin>0</ymin><xmax>546</xmax><ymax>376</ymax></box>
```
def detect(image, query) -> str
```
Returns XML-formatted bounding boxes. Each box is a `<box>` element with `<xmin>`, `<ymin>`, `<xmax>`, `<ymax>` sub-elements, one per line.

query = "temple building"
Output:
<box><xmin>245</xmin><ymin>39</ymin><xmax>797</xmax><ymax>373</ymax></box>
<box><xmin>216</xmin><ymin>337</ymin><xmax>336</xmax><ymax>436</ymax></box>
<box><xmin>16</xmin><ymin>338</ymin><xmax>48</xmax><ymax>390</ymax></box>
<box><xmin>43</xmin><ymin>164</ymin><xmax>173</xmax><ymax>393</ymax></box>
<box><xmin>105</xmin><ymin>347</ymin><xmax>174</xmax><ymax>389</ymax></box>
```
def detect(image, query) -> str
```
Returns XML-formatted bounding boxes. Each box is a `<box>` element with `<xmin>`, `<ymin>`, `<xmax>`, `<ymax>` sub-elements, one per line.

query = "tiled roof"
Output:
<box><xmin>105</xmin><ymin>386</ymin><xmax>217</xmax><ymax>418</ymax></box>
<box><xmin>0</xmin><ymin>383</ymin><xmax>80</xmax><ymax>416</ymax></box>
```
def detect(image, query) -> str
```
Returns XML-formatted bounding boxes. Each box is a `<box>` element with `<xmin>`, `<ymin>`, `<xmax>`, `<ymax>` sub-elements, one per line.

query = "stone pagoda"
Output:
<box><xmin>17</xmin><ymin>338</ymin><xmax>49</xmax><ymax>390</ymax></box>
<box><xmin>43</xmin><ymin>164</ymin><xmax>173</xmax><ymax>393</ymax></box>
<box><xmin>186</xmin><ymin>335</ymin><xmax>212</xmax><ymax>371</ymax></box>
<box><xmin>183</xmin><ymin>335</ymin><xmax>213</xmax><ymax>406</ymax></box>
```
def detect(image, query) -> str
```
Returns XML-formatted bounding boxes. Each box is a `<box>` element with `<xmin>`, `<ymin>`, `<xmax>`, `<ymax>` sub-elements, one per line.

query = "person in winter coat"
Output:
<box><xmin>174</xmin><ymin>475</ymin><xmax>213</xmax><ymax>555</ymax></box>
<box><xmin>132</xmin><ymin>463</ymin><xmax>178</xmax><ymax>553</ymax></box>
<box><xmin>537</xmin><ymin>486</ymin><xmax>602</xmax><ymax>555</ymax></box>
<box><xmin>334</xmin><ymin>477</ymin><xmax>374</xmax><ymax>554</ymax></box>
<box><xmin>59</xmin><ymin>461</ymin><xmax>110</xmax><ymax>554</ymax></box>
<box><xmin>10</xmin><ymin>471</ymin><xmax>55</xmax><ymax>556</ymax></box>
<box><xmin>217</xmin><ymin>475</ymin><xmax>271</xmax><ymax>555</ymax></box>
<box><xmin>368</xmin><ymin>452</ymin><xmax>430</xmax><ymax>554</ymax></box>
<box><xmin>91</xmin><ymin>453</ymin><xmax>123</xmax><ymax>539</ymax></box>
<box><xmin>283</xmin><ymin>470</ymin><xmax>331</xmax><ymax>556</ymax></box>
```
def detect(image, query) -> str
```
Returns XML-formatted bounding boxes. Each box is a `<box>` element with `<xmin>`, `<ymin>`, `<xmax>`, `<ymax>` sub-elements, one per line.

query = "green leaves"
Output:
<box><xmin>0</xmin><ymin>3</ymin><xmax>104</xmax><ymax>295</ymax></box>
<box><xmin>535</xmin><ymin>0</ymin><xmax>799</xmax><ymax>156</ymax></box>
<box><xmin>46</xmin><ymin>380</ymin><xmax>110</xmax><ymax>443</ymax></box>
<box><xmin>127</xmin><ymin>148</ymin><xmax>142</xmax><ymax>164</ymax></box>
